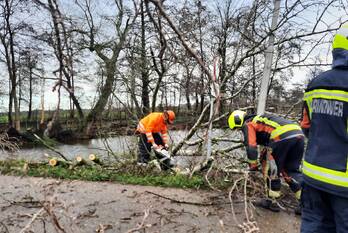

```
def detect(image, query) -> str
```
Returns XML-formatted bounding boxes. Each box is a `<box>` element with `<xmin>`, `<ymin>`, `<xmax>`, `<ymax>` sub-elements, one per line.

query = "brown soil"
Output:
<box><xmin>0</xmin><ymin>175</ymin><xmax>300</xmax><ymax>233</ymax></box>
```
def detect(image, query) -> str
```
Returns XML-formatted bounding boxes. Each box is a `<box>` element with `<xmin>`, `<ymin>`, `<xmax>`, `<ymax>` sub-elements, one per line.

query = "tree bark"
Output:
<box><xmin>185</xmin><ymin>66</ymin><xmax>192</xmax><ymax>110</ymax></box>
<box><xmin>141</xmin><ymin>0</ymin><xmax>150</xmax><ymax>114</ymax></box>
<box><xmin>1</xmin><ymin>0</ymin><xmax>20</xmax><ymax>130</ymax></box>
<box><xmin>28</xmin><ymin>65</ymin><xmax>33</xmax><ymax>121</ymax></box>
<box><xmin>85</xmin><ymin>62</ymin><xmax>116</xmax><ymax>136</ymax></box>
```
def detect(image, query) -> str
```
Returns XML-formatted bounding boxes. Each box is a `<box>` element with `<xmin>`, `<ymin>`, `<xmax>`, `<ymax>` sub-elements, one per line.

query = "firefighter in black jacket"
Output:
<box><xmin>300</xmin><ymin>23</ymin><xmax>348</xmax><ymax>233</ymax></box>
<box><xmin>229</xmin><ymin>110</ymin><xmax>304</xmax><ymax>212</ymax></box>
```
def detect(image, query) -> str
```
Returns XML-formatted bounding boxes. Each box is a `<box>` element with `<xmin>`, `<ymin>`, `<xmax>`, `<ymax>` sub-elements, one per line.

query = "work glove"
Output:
<box><xmin>152</xmin><ymin>143</ymin><xmax>160</xmax><ymax>150</ymax></box>
<box><xmin>268</xmin><ymin>159</ymin><xmax>278</xmax><ymax>178</ymax></box>
<box><xmin>260</xmin><ymin>148</ymin><xmax>268</xmax><ymax>161</ymax></box>
<box><xmin>295</xmin><ymin>189</ymin><xmax>302</xmax><ymax>200</ymax></box>
<box><xmin>249</xmin><ymin>161</ymin><xmax>259</xmax><ymax>171</ymax></box>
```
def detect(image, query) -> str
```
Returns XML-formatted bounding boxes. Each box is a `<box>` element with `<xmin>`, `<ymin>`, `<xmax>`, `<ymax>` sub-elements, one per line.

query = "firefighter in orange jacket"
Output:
<box><xmin>136</xmin><ymin>110</ymin><xmax>175</xmax><ymax>164</ymax></box>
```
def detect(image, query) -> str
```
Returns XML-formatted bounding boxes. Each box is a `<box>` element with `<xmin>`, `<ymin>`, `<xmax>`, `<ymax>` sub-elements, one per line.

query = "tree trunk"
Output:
<box><xmin>8</xmin><ymin>85</ymin><xmax>13</xmax><ymax>126</ymax></box>
<box><xmin>28</xmin><ymin>66</ymin><xmax>33</xmax><ymax>121</ymax></box>
<box><xmin>185</xmin><ymin>66</ymin><xmax>191</xmax><ymax>110</ymax></box>
<box><xmin>147</xmin><ymin>3</ymin><xmax>167</xmax><ymax>113</ymax></box>
<box><xmin>5</xmin><ymin>0</ymin><xmax>20</xmax><ymax>130</ymax></box>
<box><xmin>13</xmin><ymin>88</ymin><xmax>20</xmax><ymax>131</ymax></box>
<box><xmin>199</xmin><ymin>79</ymin><xmax>204</xmax><ymax>113</ymax></box>
<box><xmin>18</xmin><ymin>69</ymin><xmax>21</xmax><ymax>115</ymax></box>
<box><xmin>219</xmin><ymin>33</ymin><xmax>227</xmax><ymax>113</ymax></box>
<box><xmin>194</xmin><ymin>87</ymin><xmax>199</xmax><ymax>112</ymax></box>
<box><xmin>141</xmin><ymin>0</ymin><xmax>150</xmax><ymax>114</ymax></box>
<box><xmin>252</xmin><ymin>55</ymin><xmax>257</xmax><ymax>109</ymax></box>
<box><xmin>85</xmin><ymin>63</ymin><xmax>116</xmax><ymax>137</ymax></box>
<box><xmin>40</xmin><ymin>76</ymin><xmax>45</xmax><ymax>125</ymax></box>
<box><xmin>198</xmin><ymin>0</ymin><xmax>205</xmax><ymax>113</ymax></box>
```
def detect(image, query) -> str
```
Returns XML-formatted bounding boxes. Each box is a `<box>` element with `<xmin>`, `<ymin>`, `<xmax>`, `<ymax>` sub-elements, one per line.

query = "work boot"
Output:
<box><xmin>294</xmin><ymin>203</ymin><xmax>302</xmax><ymax>215</ymax></box>
<box><xmin>137</xmin><ymin>162</ymin><xmax>148</xmax><ymax>167</ymax></box>
<box><xmin>255</xmin><ymin>198</ymin><xmax>280</xmax><ymax>212</ymax></box>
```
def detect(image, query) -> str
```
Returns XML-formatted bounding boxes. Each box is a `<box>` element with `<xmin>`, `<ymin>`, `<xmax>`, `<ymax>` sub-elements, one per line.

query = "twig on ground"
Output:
<box><xmin>228</xmin><ymin>172</ymin><xmax>260</xmax><ymax>233</ymax></box>
<box><xmin>0</xmin><ymin>221</ymin><xmax>10</xmax><ymax>233</ymax></box>
<box><xmin>243</xmin><ymin>172</ymin><xmax>250</xmax><ymax>223</ymax></box>
<box><xmin>96</xmin><ymin>224</ymin><xmax>113</xmax><ymax>233</ymax></box>
<box><xmin>229</xmin><ymin>176</ymin><xmax>244</xmax><ymax>226</ymax></box>
<box><xmin>42</xmin><ymin>197</ymin><xmax>67</xmax><ymax>233</ymax></box>
<box><xmin>219</xmin><ymin>219</ymin><xmax>226</xmax><ymax>233</ymax></box>
<box><xmin>145</xmin><ymin>191</ymin><xmax>214</xmax><ymax>206</ymax></box>
<box><xmin>204</xmin><ymin>160</ymin><xmax>220</xmax><ymax>191</ymax></box>
<box><xmin>239</xmin><ymin>172</ymin><xmax>260</xmax><ymax>233</ymax></box>
<box><xmin>19</xmin><ymin>208</ymin><xmax>45</xmax><ymax>233</ymax></box>
<box><xmin>0</xmin><ymin>196</ymin><xmax>43</xmax><ymax>209</ymax></box>
<box><xmin>125</xmin><ymin>207</ymin><xmax>151</xmax><ymax>233</ymax></box>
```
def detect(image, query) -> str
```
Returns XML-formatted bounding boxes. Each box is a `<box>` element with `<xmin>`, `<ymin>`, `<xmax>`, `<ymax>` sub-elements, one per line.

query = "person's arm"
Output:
<box><xmin>242</xmin><ymin>122</ymin><xmax>258</xmax><ymax>169</ymax></box>
<box><xmin>300</xmin><ymin>102</ymin><xmax>311</xmax><ymax>137</ymax></box>
<box><xmin>161</xmin><ymin>126</ymin><xmax>169</xmax><ymax>148</ymax></box>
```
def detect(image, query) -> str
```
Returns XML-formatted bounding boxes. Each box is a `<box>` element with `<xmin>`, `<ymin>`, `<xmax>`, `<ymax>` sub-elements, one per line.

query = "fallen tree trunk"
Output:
<box><xmin>33</xmin><ymin>133</ymin><xmax>68</xmax><ymax>161</ymax></box>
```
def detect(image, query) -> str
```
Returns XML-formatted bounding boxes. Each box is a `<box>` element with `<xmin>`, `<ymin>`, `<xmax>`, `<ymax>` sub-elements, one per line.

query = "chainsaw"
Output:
<box><xmin>153</xmin><ymin>147</ymin><xmax>175</xmax><ymax>170</ymax></box>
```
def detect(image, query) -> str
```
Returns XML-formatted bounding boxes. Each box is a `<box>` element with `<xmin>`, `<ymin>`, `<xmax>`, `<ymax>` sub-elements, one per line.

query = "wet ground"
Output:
<box><xmin>0</xmin><ymin>175</ymin><xmax>300</xmax><ymax>233</ymax></box>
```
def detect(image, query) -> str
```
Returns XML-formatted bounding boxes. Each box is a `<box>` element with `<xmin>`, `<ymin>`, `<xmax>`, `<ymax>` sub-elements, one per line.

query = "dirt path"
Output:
<box><xmin>0</xmin><ymin>175</ymin><xmax>300</xmax><ymax>233</ymax></box>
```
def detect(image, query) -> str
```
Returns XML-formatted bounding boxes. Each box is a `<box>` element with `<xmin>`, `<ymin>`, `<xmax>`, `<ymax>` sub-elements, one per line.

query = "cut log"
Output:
<box><xmin>89</xmin><ymin>154</ymin><xmax>102</xmax><ymax>165</ymax></box>
<box><xmin>48</xmin><ymin>157</ymin><xmax>70</xmax><ymax>167</ymax></box>
<box><xmin>75</xmin><ymin>156</ymin><xmax>87</xmax><ymax>165</ymax></box>
<box><xmin>49</xmin><ymin>158</ymin><xmax>58</xmax><ymax>167</ymax></box>
<box><xmin>69</xmin><ymin>156</ymin><xmax>88</xmax><ymax>169</ymax></box>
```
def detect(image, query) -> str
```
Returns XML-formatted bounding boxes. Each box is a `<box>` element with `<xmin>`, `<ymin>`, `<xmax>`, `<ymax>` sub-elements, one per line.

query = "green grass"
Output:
<box><xmin>0</xmin><ymin>160</ymin><xmax>206</xmax><ymax>189</ymax></box>
<box><xmin>0</xmin><ymin>115</ymin><xmax>8</xmax><ymax>123</ymax></box>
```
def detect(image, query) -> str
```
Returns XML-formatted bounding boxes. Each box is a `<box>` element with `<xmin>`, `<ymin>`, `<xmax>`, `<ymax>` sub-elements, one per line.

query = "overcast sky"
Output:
<box><xmin>0</xmin><ymin>0</ymin><xmax>346</xmax><ymax>113</ymax></box>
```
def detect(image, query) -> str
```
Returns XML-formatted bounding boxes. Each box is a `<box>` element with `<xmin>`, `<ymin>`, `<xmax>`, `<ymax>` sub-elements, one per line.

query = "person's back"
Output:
<box><xmin>138</xmin><ymin>112</ymin><xmax>167</xmax><ymax>134</ymax></box>
<box><xmin>301</xmin><ymin>47</ymin><xmax>348</xmax><ymax>197</ymax></box>
<box><xmin>300</xmin><ymin>23</ymin><xmax>348</xmax><ymax>233</ymax></box>
<box><xmin>245</xmin><ymin>113</ymin><xmax>303</xmax><ymax>146</ymax></box>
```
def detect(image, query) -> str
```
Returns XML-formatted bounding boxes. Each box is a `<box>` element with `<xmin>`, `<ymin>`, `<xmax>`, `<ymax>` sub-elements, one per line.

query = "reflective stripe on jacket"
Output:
<box><xmin>242</xmin><ymin>114</ymin><xmax>304</xmax><ymax>162</ymax></box>
<box><xmin>136</xmin><ymin>112</ymin><xmax>168</xmax><ymax>143</ymax></box>
<box><xmin>300</xmin><ymin>48</ymin><xmax>348</xmax><ymax>198</ymax></box>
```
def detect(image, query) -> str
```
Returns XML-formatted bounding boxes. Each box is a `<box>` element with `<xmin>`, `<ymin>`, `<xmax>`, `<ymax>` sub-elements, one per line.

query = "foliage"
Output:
<box><xmin>0</xmin><ymin>115</ymin><xmax>8</xmax><ymax>124</ymax></box>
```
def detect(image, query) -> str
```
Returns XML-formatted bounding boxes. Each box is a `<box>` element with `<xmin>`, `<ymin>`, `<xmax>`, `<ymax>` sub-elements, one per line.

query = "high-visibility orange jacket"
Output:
<box><xmin>136</xmin><ymin>112</ymin><xmax>169</xmax><ymax>144</ymax></box>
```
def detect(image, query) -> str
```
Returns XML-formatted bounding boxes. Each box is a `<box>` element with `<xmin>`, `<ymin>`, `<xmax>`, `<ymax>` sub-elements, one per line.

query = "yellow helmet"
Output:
<box><xmin>228</xmin><ymin>110</ymin><xmax>246</xmax><ymax>129</ymax></box>
<box><xmin>332</xmin><ymin>23</ymin><xmax>348</xmax><ymax>51</ymax></box>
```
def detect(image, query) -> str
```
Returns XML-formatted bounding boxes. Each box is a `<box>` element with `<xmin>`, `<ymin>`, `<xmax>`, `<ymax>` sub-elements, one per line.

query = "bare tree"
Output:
<box><xmin>33</xmin><ymin>0</ymin><xmax>84</xmax><ymax>124</ymax></box>
<box><xmin>144</xmin><ymin>0</ymin><xmax>347</xmax><ymax>155</ymax></box>
<box><xmin>75</xmin><ymin>0</ymin><xmax>139</xmax><ymax>136</ymax></box>
<box><xmin>0</xmin><ymin>0</ymin><xmax>22</xmax><ymax>130</ymax></box>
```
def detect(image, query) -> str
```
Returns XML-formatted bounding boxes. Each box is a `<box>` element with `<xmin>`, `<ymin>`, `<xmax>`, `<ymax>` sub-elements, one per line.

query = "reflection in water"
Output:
<box><xmin>0</xmin><ymin>129</ymin><xmax>237</xmax><ymax>161</ymax></box>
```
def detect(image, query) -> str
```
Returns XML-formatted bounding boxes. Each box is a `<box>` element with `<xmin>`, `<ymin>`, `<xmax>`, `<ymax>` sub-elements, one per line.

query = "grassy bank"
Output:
<box><xmin>0</xmin><ymin>159</ymin><xmax>208</xmax><ymax>189</ymax></box>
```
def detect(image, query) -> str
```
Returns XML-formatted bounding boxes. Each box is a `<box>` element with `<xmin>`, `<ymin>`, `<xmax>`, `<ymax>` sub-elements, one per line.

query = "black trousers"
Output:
<box><xmin>271</xmin><ymin>136</ymin><xmax>304</xmax><ymax>193</ymax></box>
<box><xmin>301</xmin><ymin>183</ymin><xmax>348</xmax><ymax>233</ymax></box>
<box><xmin>138</xmin><ymin>133</ymin><xmax>164</xmax><ymax>163</ymax></box>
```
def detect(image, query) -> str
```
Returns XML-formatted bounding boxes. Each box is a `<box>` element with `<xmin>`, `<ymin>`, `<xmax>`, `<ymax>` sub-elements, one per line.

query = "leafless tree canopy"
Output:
<box><xmin>0</xmin><ymin>0</ymin><xmax>346</xmax><ymax>136</ymax></box>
